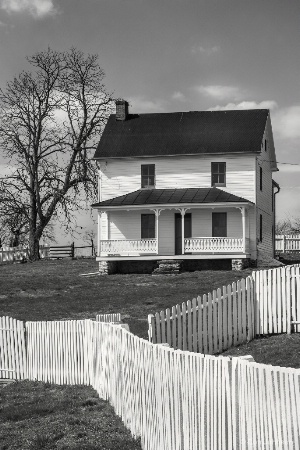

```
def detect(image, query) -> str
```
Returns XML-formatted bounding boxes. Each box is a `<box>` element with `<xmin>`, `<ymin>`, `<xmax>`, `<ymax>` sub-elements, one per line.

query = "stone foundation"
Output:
<box><xmin>98</xmin><ymin>261</ymin><xmax>117</xmax><ymax>275</ymax></box>
<box><xmin>231</xmin><ymin>258</ymin><xmax>250</xmax><ymax>271</ymax></box>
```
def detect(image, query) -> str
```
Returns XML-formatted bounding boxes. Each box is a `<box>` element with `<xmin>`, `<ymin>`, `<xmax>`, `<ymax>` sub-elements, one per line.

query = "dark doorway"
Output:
<box><xmin>212</xmin><ymin>212</ymin><xmax>227</xmax><ymax>237</ymax></box>
<box><xmin>175</xmin><ymin>213</ymin><xmax>192</xmax><ymax>255</ymax></box>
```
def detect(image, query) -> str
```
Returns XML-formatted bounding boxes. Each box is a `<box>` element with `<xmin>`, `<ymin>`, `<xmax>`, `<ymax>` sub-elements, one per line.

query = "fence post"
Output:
<box><xmin>71</xmin><ymin>242</ymin><xmax>75</xmax><ymax>258</ymax></box>
<box><xmin>148</xmin><ymin>314</ymin><xmax>155</xmax><ymax>343</ymax></box>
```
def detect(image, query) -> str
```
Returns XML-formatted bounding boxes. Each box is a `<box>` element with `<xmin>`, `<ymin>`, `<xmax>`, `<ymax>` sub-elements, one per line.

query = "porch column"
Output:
<box><xmin>98</xmin><ymin>210</ymin><xmax>107</xmax><ymax>256</ymax></box>
<box><xmin>97</xmin><ymin>211</ymin><xmax>101</xmax><ymax>256</ymax></box>
<box><xmin>240</xmin><ymin>207</ymin><xmax>247</xmax><ymax>253</ymax></box>
<box><xmin>181</xmin><ymin>209</ymin><xmax>186</xmax><ymax>255</ymax></box>
<box><xmin>154</xmin><ymin>209</ymin><xmax>161</xmax><ymax>255</ymax></box>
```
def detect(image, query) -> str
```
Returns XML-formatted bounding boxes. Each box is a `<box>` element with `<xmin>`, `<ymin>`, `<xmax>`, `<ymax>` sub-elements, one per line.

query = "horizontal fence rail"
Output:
<box><xmin>49</xmin><ymin>243</ymin><xmax>75</xmax><ymax>259</ymax></box>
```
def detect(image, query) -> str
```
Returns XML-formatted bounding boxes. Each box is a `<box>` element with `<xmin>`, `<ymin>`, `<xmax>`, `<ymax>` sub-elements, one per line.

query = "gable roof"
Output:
<box><xmin>94</xmin><ymin>109</ymin><xmax>269</xmax><ymax>159</ymax></box>
<box><xmin>92</xmin><ymin>188</ymin><xmax>251</xmax><ymax>208</ymax></box>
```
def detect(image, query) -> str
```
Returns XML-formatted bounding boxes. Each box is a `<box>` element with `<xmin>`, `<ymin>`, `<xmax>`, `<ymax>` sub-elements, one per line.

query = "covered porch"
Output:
<box><xmin>92</xmin><ymin>188</ymin><xmax>253</xmax><ymax>261</ymax></box>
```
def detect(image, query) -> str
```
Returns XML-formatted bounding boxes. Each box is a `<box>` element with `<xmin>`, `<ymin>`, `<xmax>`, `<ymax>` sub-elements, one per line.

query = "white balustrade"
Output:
<box><xmin>184</xmin><ymin>237</ymin><xmax>244</xmax><ymax>253</ymax></box>
<box><xmin>100</xmin><ymin>239</ymin><xmax>157</xmax><ymax>255</ymax></box>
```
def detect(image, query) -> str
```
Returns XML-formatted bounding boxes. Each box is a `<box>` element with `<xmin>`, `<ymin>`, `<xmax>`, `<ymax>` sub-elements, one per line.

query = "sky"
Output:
<box><xmin>0</xmin><ymin>0</ymin><xmax>300</xmax><ymax>243</ymax></box>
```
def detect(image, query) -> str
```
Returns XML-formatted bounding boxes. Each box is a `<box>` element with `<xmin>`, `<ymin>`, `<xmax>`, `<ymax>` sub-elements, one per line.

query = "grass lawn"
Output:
<box><xmin>1</xmin><ymin>257</ymin><xmax>299</xmax><ymax>448</ymax></box>
<box><xmin>0</xmin><ymin>257</ymin><xmax>253</xmax><ymax>339</ymax></box>
<box><xmin>0</xmin><ymin>381</ymin><xmax>142</xmax><ymax>450</ymax></box>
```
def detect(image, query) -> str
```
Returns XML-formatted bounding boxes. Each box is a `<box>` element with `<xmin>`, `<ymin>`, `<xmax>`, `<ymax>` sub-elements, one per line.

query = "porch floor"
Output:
<box><xmin>96</xmin><ymin>253</ymin><xmax>250</xmax><ymax>262</ymax></box>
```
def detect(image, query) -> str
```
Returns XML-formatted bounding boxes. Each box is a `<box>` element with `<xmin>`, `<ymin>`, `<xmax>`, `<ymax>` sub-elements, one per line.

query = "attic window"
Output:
<box><xmin>211</xmin><ymin>162</ymin><xmax>226</xmax><ymax>187</ymax></box>
<box><xmin>141</xmin><ymin>164</ymin><xmax>155</xmax><ymax>188</ymax></box>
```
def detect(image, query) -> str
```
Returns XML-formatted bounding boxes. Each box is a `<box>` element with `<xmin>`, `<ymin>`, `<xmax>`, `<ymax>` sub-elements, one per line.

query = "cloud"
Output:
<box><xmin>172</xmin><ymin>91</ymin><xmax>186</xmax><ymax>102</ymax></box>
<box><xmin>128</xmin><ymin>96</ymin><xmax>167</xmax><ymax>113</ymax></box>
<box><xmin>196</xmin><ymin>85</ymin><xmax>244</xmax><ymax>101</ymax></box>
<box><xmin>208</xmin><ymin>100</ymin><xmax>278</xmax><ymax>111</ymax></box>
<box><xmin>0</xmin><ymin>0</ymin><xmax>57</xmax><ymax>18</ymax></box>
<box><xmin>272</xmin><ymin>106</ymin><xmax>300</xmax><ymax>140</ymax></box>
<box><xmin>191</xmin><ymin>45</ymin><xmax>220</xmax><ymax>56</ymax></box>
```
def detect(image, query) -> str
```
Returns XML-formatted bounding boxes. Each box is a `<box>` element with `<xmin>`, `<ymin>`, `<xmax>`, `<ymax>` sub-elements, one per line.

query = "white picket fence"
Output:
<box><xmin>0</xmin><ymin>245</ymin><xmax>50</xmax><ymax>263</ymax></box>
<box><xmin>26</xmin><ymin>320</ymin><xmax>93</xmax><ymax>385</ymax></box>
<box><xmin>96</xmin><ymin>313</ymin><xmax>122</xmax><ymax>323</ymax></box>
<box><xmin>0</xmin><ymin>316</ymin><xmax>27</xmax><ymax>380</ymax></box>
<box><xmin>91</xmin><ymin>323</ymin><xmax>300</xmax><ymax>450</ymax></box>
<box><xmin>149</xmin><ymin>277</ymin><xmax>255</xmax><ymax>355</ymax></box>
<box><xmin>149</xmin><ymin>265</ymin><xmax>300</xmax><ymax>353</ymax></box>
<box><xmin>0</xmin><ymin>316</ymin><xmax>300</xmax><ymax>448</ymax></box>
<box><xmin>2</xmin><ymin>265</ymin><xmax>300</xmax><ymax>448</ymax></box>
<box><xmin>276</xmin><ymin>234</ymin><xmax>300</xmax><ymax>253</ymax></box>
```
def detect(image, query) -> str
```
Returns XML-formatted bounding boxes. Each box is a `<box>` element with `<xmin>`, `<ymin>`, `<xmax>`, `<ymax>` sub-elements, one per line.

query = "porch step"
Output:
<box><xmin>152</xmin><ymin>259</ymin><xmax>184</xmax><ymax>275</ymax></box>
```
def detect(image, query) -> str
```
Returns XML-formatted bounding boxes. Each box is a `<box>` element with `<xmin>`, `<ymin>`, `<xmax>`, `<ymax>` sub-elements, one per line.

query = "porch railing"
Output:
<box><xmin>184</xmin><ymin>237</ymin><xmax>245</xmax><ymax>253</ymax></box>
<box><xmin>100</xmin><ymin>239</ymin><xmax>157</xmax><ymax>255</ymax></box>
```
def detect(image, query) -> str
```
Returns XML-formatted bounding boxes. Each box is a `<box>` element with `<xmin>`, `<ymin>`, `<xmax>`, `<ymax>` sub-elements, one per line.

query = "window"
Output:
<box><xmin>212</xmin><ymin>212</ymin><xmax>227</xmax><ymax>237</ymax></box>
<box><xmin>141</xmin><ymin>214</ymin><xmax>155</xmax><ymax>239</ymax></box>
<box><xmin>260</xmin><ymin>167</ymin><xmax>263</xmax><ymax>191</ymax></box>
<box><xmin>211</xmin><ymin>162</ymin><xmax>226</xmax><ymax>187</ymax></box>
<box><xmin>141</xmin><ymin>164</ymin><xmax>155</xmax><ymax>188</ymax></box>
<box><xmin>259</xmin><ymin>214</ymin><xmax>263</xmax><ymax>242</ymax></box>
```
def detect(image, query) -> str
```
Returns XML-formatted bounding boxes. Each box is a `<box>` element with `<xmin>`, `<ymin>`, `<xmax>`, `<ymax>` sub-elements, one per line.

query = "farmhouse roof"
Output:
<box><xmin>94</xmin><ymin>109</ymin><xmax>269</xmax><ymax>159</ymax></box>
<box><xmin>92</xmin><ymin>187</ymin><xmax>251</xmax><ymax>208</ymax></box>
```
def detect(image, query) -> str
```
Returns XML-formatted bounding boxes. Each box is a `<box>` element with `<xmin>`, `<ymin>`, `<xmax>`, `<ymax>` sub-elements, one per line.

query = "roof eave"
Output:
<box><xmin>92</xmin><ymin>150</ymin><xmax>261</xmax><ymax>161</ymax></box>
<box><xmin>92</xmin><ymin>201</ymin><xmax>253</xmax><ymax>210</ymax></box>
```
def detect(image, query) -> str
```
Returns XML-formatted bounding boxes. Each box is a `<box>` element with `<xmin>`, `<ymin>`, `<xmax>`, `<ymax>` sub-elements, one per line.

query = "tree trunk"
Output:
<box><xmin>28</xmin><ymin>232</ymin><xmax>40</xmax><ymax>261</ymax></box>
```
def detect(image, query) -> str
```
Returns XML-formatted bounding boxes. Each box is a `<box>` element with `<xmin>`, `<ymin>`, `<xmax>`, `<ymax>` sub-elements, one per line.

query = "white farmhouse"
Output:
<box><xmin>92</xmin><ymin>100</ymin><xmax>279</xmax><ymax>274</ymax></box>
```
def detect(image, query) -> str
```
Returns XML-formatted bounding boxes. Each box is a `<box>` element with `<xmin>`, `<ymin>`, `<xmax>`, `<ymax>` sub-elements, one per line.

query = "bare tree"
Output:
<box><xmin>276</xmin><ymin>217</ymin><xmax>300</xmax><ymax>235</ymax></box>
<box><xmin>0</xmin><ymin>48</ymin><xmax>113</xmax><ymax>260</ymax></box>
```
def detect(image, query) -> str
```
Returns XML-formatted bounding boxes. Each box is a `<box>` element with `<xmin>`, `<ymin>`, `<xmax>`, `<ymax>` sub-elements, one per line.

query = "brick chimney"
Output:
<box><xmin>115</xmin><ymin>99</ymin><xmax>129</xmax><ymax>121</ymax></box>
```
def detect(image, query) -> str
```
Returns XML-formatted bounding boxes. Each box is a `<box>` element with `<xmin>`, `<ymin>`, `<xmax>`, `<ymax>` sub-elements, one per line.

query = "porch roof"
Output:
<box><xmin>92</xmin><ymin>187</ymin><xmax>251</xmax><ymax>208</ymax></box>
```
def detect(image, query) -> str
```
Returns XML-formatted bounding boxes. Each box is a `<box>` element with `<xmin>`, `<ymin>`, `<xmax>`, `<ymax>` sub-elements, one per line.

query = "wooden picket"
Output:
<box><xmin>26</xmin><ymin>320</ymin><xmax>92</xmax><ymax>385</ymax></box>
<box><xmin>0</xmin><ymin>316</ymin><xmax>26</xmax><ymax>380</ymax></box>
<box><xmin>148</xmin><ymin>276</ymin><xmax>255</xmax><ymax>355</ymax></box>
<box><xmin>96</xmin><ymin>313</ymin><xmax>122</xmax><ymax>323</ymax></box>
<box><xmin>252</xmin><ymin>265</ymin><xmax>300</xmax><ymax>335</ymax></box>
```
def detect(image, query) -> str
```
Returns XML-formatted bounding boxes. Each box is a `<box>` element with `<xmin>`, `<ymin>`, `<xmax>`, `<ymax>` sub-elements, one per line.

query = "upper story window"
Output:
<box><xmin>141</xmin><ymin>164</ymin><xmax>155</xmax><ymax>188</ymax></box>
<box><xmin>211</xmin><ymin>162</ymin><xmax>226</xmax><ymax>187</ymax></box>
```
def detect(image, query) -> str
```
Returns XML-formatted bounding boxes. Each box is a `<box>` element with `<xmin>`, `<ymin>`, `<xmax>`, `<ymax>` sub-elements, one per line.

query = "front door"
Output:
<box><xmin>212</xmin><ymin>212</ymin><xmax>227</xmax><ymax>237</ymax></box>
<box><xmin>175</xmin><ymin>213</ymin><xmax>192</xmax><ymax>255</ymax></box>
